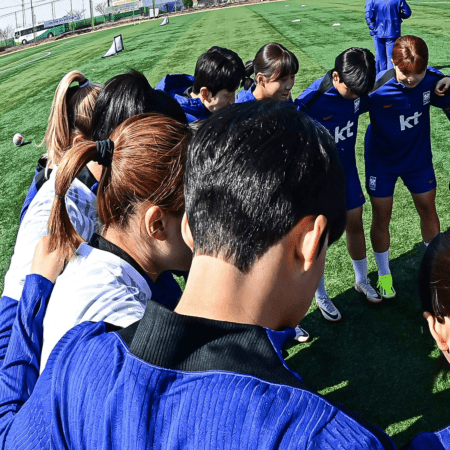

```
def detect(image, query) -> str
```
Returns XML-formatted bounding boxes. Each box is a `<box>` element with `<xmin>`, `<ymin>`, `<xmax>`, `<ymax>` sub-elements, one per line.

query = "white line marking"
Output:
<box><xmin>0</xmin><ymin>51</ymin><xmax>51</xmax><ymax>74</ymax></box>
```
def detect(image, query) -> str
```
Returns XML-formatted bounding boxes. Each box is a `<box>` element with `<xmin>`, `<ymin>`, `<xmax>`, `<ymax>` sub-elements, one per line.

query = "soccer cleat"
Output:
<box><xmin>355</xmin><ymin>279</ymin><xmax>382</xmax><ymax>303</ymax></box>
<box><xmin>377</xmin><ymin>274</ymin><xmax>396</xmax><ymax>299</ymax></box>
<box><xmin>316</xmin><ymin>295</ymin><xmax>342</xmax><ymax>322</ymax></box>
<box><xmin>294</xmin><ymin>326</ymin><xmax>310</xmax><ymax>343</ymax></box>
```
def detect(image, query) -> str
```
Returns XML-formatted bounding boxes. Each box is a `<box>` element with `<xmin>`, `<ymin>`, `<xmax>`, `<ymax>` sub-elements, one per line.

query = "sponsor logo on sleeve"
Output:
<box><xmin>423</xmin><ymin>91</ymin><xmax>431</xmax><ymax>105</ymax></box>
<box><xmin>369</xmin><ymin>176</ymin><xmax>377</xmax><ymax>190</ymax></box>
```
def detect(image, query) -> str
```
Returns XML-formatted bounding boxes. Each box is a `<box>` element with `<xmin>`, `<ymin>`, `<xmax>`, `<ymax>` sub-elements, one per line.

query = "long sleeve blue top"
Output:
<box><xmin>365</xmin><ymin>67</ymin><xmax>450</xmax><ymax>173</ymax></box>
<box><xmin>365</xmin><ymin>0</ymin><xmax>412</xmax><ymax>38</ymax></box>
<box><xmin>155</xmin><ymin>74</ymin><xmax>212</xmax><ymax>123</ymax></box>
<box><xmin>0</xmin><ymin>274</ymin><xmax>396</xmax><ymax>449</ymax></box>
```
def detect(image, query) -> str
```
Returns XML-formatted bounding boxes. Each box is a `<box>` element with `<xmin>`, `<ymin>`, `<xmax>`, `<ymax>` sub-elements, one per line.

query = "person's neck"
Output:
<box><xmin>86</xmin><ymin>161</ymin><xmax>103</xmax><ymax>181</ymax></box>
<box><xmin>103</xmin><ymin>227</ymin><xmax>162</xmax><ymax>282</ymax></box>
<box><xmin>252</xmin><ymin>83</ymin><xmax>266</xmax><ymax>101</ymax></box>
<box><xmin>175</xmin><ymin>251</ymin><xmax>298</xmax><ymax>330</ymax></box>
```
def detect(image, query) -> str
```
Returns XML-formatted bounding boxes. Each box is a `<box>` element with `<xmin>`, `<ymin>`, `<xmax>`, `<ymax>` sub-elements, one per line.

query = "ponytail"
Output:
<box><xmin>47</xmin><ymin>141</ymin><xmax>97</xmax><ymax>257</ymax></box>
<box><xmin>42</xmin><ymin>71</ymin><xmax>102</xmax><ymax>167</ymax></box>
<box><xmin>243</xmin><ymin>60</ymin><xmax>255</xmax><ymax>90</ymax></box>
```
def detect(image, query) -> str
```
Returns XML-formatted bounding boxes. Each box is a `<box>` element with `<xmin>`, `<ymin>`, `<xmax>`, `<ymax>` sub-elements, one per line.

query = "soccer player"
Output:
<box><xmin>0</xmin><ymin>71</ymin><xmax>188</xmax><ymax>366</ymax></box>
<box><xmin>365</xmin><ymin>0</ymin><xmax>412</xmax><ymax>73</ymax></box>
<box><xmin>0</xmin><ymin>102</ymin><xmax>395</xmax><ymax>449</ymax></box>
<box><xmin>19</xmin><ymin>71</ymin><xmax>102</xmax><ymax>223</ymax></box>
<box><xmin>295</xmin><ymin>48</ymin><xmax>380</xmax><ymax>324</ymax></box>
<box><xmin>236</xmin><ymin>42</ymin><xmax>298</xmax><ymax>103</ymax></box>
<box><xmin>365</xmin><ymin>35</ymin><xmax>450</xmax><ymax>299</ymax></box>
<box><xmin>405</xmin><ymin>230</ymin><xmax>450</xmax><ymax>449</ymax></box>
<box><xmin>156</xmin><ymin>46</ymin><xmax>245</xmax><ymax>122</ymax></box>
<box><xmin>38</xmin><ymin>113</ymin><xmax>192</xmax><ymax>369</ymax></box>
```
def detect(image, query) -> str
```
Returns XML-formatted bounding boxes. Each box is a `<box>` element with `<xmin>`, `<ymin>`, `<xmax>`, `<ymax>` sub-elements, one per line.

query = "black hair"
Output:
<box><xmin>243</xmin><ymin>43</ymin><xmax>299</xmax><ymax>90</ymax></box>
<box><xmin>333</xmin><ymin>48</ymin><xmax>376</xmax><ymax>97</ymax></box>
<box><xmin>192</xmin><ymin>46</ymin><xmax>245</xmax><ymax>97</ymax></box>
<box><xmin>185</xmin><ymin>101</ymin><xmax>346</xmax><ymax>273</ymax></box>
<box><xmin>92</xmin><ymin>69</ymin><xmax>187</xmax><ymax>141</ymax></box>
<box><xmin>418</xmin><ymin>229</ymin><xmax>450</xmax><ymax>322</ymax></box>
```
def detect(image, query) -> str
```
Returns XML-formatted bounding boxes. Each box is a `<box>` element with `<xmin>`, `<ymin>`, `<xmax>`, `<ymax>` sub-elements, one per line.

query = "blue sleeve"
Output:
<box><xmin>0</xmin><ymin>297</ymin><xmax>18</xmax><ymax>368</ymax></box>
<box><xmin>295</xmin><ymin>80</ymin><xmax>321</xmax><ymax>111</ymax></box>
<box><xmin>407</xmin><ymin>432</ymin><xmax>445</xmax><ymax>449</ymax></box>
<box><xmin>365</xmin><ymin>0</ymin><xmax>375</xmax><ymax>34</ymax></box>
<box><xmin>19</xmin><ymin>177</ymin><xmax>38</xmax><ymax>224</ymax></box>
<box><xmin>429</xmin><ymin>69</ymin><xmax>450</xmax><ymax>117</ymax></box>
<box><xmin>0</xmin><ymin>275</ymin><xmax>53</xmax><ymax>443</ymax></box>
<box><xmin>400</xmin><ymin>0</ymin><xmax>412</xmax><ymax>19</ymax></box>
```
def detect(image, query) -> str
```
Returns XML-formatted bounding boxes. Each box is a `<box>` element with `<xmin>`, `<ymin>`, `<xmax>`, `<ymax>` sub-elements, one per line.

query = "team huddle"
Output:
<box><xmin>0</xmin><ymin>14</ymin><xmax>450</xmax><ymax>449</ymax></box>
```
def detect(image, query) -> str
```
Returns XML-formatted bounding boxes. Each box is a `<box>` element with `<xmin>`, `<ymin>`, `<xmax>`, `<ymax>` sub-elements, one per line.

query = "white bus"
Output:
<box><xmin>14</xmin><ymin>14</ymin><xmax>82</xmax><ymax>45</ymax></box>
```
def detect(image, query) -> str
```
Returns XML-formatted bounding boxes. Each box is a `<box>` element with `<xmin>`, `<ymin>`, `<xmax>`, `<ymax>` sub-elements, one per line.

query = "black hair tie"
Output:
<box><xmin>96</xmin><ymin>139</ymin><xmax>114</xmax><ymax>167</ymax></box>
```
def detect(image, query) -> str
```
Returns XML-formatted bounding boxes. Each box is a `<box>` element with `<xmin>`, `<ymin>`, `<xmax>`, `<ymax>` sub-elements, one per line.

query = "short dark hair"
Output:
<box><xmin>192</xmin><ymin>46</ymin><xmax>245</xmax><ymax>97</ymax></box>
<box><xmin>244</xmin><ymin>43</ymin><xmax>299</xmax><ymax>90</ymax></box>
<box><xmin>185</xmin><ymin>101</ymin><xmax>346</xmax><ymax>272</ymax></box>
<box><xmin>418</xmin><ymin>229</ymin><xmax>450</xmax><ymax>322</ymax></box>
<box><xmin>92</xmin><ymin>70</ymin><xmax>187</xmax><ymax>140</ymax></box>
<box><xmin>334</xmin><ymin>48</ymin><xmax>376</xmax><ymax>97</ymax></box>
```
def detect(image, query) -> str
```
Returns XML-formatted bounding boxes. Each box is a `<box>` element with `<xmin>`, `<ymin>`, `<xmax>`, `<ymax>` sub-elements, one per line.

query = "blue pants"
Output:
<box><xmin>373</xmin><ymin>36</ymin><xmax>397</xmax><ymax>73</ymax></box>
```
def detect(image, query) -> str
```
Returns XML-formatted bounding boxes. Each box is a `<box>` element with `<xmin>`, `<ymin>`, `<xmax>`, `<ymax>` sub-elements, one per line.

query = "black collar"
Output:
<box><xmin>118</xmin><ymin>300</ymin><xmax>305</xmax><ymax>388</ymax></box>
<box><xmin>88</xmin><ymin>233</ymin><xmax>146</xmax><ymax>279</ymax></box>
<box><xmin>76</xmin><ymin>166</ymin><xmax>97</xmax><ymax>191</ymax></box>
<box><xmin>183</xmin><ymin>86</ymin><xmax>193</xmax><ymax>98</ymax></box>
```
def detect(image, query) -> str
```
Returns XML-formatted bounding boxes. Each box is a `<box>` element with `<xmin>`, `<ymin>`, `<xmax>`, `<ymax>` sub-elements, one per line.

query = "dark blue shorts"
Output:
<box><xmin>345</xmin><ymin>166</ymin><xmax>365</xmax><ymax>211</ymax></box>
<box><xmin>366</xmin><ymin>163</ymin><xmax>437</xmax><ymax>198</ymax></box>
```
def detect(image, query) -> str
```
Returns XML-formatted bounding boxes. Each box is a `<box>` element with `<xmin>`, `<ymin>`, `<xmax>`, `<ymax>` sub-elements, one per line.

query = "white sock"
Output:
<box><xmin>424</xmin><ymin>241</ymin><xmax>429</xmax><ymax>247</ymax></box>
<box><xmin>374</xmin><ymin>250</ymin><xmax>391</xmax><ymax>276</ymax></box>
<box><xmin>352</xmin><ymin>258</ymin><xmax>367</xmax><ymax>285</ymax></box>
<box><xmin>315</xmin><ymin>274</ymin><xmax>327</xmax><ymax>298</ymax></box>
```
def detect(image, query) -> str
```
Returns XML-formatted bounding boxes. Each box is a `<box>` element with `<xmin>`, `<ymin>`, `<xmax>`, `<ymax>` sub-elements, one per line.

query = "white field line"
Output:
<box><xmin>0</xmin><ymin>51</ymin><xmax>51</xmax><ymax>74</ymax></box>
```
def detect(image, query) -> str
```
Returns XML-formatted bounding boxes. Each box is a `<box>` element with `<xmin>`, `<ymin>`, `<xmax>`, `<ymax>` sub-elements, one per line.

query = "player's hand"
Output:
<box><xmin>435</xmin><ymin>77</ymin><xmax>450</xmax><ymax>97</ymax></box>
<box><xmin>30</xmin><ymin>236</ymin><xmax>70</xmax><ymax>283</ymax></box>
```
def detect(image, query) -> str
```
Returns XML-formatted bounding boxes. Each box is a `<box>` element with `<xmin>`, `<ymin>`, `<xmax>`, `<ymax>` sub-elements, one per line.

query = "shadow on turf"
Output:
<box><xmin>286</xmin><ymin>242</ymin><xmax>450</xmax><ymax>447</ymax></box>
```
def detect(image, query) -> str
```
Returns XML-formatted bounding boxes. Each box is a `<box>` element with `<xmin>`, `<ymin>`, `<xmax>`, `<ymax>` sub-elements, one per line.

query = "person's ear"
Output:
<box><xmin>200</xmin><ymin>87</ymin><xmax>212</xmax><ymax>102</ymax></box>
<box><xmin>144</xmin><ymin>206</ymin><xmax>166</xmax><ymax>241</ymax></box>
<box><xmin>332</xmin><ymin>71</ymin><xmax>340</xmax><ymax>83</ymax></box>
<box><xmin>293</xmin><ymin>215</ymin><xmax>328</xmax><ymax>272</ymax></box>
<box><xmin>424</xmin><ymin>311</ymin><xmax>449</xmax><ymax>353</ymax></box>
<box><xmin>256</xmin><ymin>73</ymin><xmax>265</xmax><ymax>87</ymax></box>
<box><xmin>181</xmin><ymin>212</ymin><xmax>194</xmax><ymax>250</ymax></box>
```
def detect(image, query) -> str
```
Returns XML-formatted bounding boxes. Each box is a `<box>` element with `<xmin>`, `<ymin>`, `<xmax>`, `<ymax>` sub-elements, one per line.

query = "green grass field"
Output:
<box><xmin>1</xmin><ymin>0</ymin><xmax>450</xmax><ymax>446</ymax></box>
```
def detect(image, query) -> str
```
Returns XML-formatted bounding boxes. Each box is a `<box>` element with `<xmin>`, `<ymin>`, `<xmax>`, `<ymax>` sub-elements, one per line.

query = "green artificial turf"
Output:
<box><xmin>1</xmin><ymin>0</ymin><xmax>450</xmax><ymax>445</ymax></box>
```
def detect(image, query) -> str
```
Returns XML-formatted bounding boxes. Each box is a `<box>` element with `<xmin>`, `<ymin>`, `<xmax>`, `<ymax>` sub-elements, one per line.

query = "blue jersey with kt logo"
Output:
<box><xmin>365</xmin><ymin>67</ymin><xmax>450</xmax><ymax>174</ymax></box>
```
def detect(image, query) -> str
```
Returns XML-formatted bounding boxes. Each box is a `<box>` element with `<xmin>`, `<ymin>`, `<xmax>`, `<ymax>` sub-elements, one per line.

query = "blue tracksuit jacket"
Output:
<box><xmin>155</xmin><ymin>74</ymin><xmax>212</xmax><ymax>123</ymax></box>
<box><xmin>365</xmin><ymin>0</ymin><xmax>412</xmax><ymax>38</ymax></box>
<box><xmin>0</xmin><ymin>274</ymin><xmax>396</xmax><ymax>449</ymax></box>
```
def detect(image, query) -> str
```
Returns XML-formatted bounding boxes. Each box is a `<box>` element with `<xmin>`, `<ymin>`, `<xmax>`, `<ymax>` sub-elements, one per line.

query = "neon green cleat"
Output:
<box><xmin>377</xmin><ymin>274</ymin><xmax>396</xmax><ymax>299</ymax></box>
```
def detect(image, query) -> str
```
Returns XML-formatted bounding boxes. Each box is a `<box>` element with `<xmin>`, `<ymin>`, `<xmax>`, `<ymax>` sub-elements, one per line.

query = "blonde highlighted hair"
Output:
<box><xmin>42</xmin><ymin>70</ymin><xmax>102</xmax><ymax>167</ymax></box>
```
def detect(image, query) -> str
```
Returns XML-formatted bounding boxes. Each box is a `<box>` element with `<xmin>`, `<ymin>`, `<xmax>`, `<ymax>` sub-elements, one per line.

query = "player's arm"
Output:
<box><xmin>435</xmin><ymin>76</ymin><xmax>450</xmax><ymax>97</ymax></box>
<box><xmin>294</xmin><ymin>80</ymin><xmax>321</xmax><ymax>112</ymax></box>
<box><xmin>0</xmin><ymin>237</ymin><xmax>65</xmax><ymax>443</ymax></box>
<box><xmin>365</xmin><ymin>0</ymin><xmax>376</xmax><ymax>34</ymax></box>
<box><xmin>399</xmin><ymin>0</ymin><xmax>412</xmax><ymax>19</ymax></box>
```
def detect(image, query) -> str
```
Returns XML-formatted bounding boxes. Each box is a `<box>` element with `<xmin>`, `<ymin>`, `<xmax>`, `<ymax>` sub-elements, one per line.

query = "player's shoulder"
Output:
<box><xmin>371</xmin><ymin>68</ymin><xmax>396</xmax><ymax>94</ymax></box>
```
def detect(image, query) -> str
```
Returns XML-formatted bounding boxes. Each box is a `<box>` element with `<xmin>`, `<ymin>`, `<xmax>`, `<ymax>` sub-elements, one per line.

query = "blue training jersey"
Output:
<box><xmin>295</xmin><ymin>71</ymin><xmax>369</xmax><ymax>171</ymax></box>
<box><xmin>155</xmin><ymin>74</ymin><xmax>212</xmax><ymax>123</ymax></box>
<box><xmin>235</xmin><ymin>84</ymin><xmax>257</xmax><ymax>103</ymax></box>
<box><xmin>0</xmin><ymin>274</ymin><xmax>395</xmax><ymax>449</ymax></box>
<box><xmin>365</xmin><ymin>67</ymin><xmax>450</xmax><ymax>173</ymax></box>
